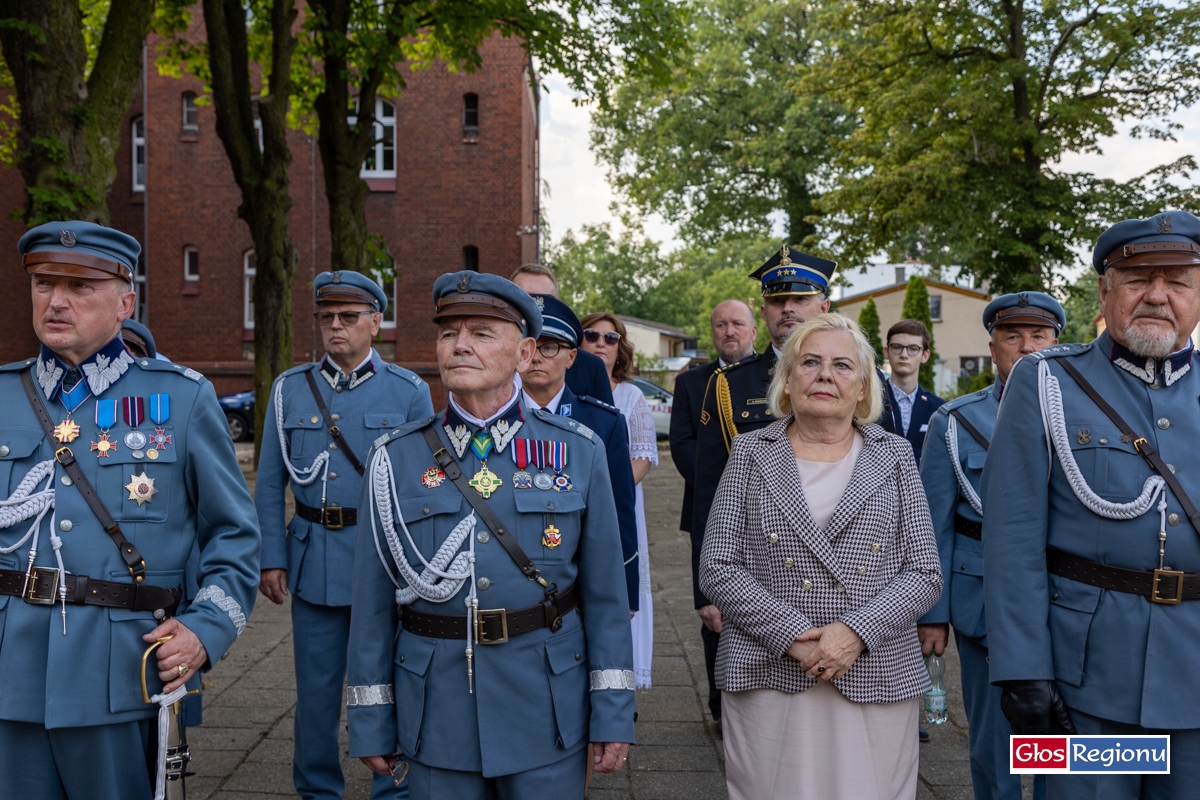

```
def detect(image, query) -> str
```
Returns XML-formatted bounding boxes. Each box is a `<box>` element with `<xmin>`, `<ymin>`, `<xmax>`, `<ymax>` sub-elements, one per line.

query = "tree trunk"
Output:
<box><xmin>202</xmin><ymin>0</ymin><xmax>298</xmax><ymax>460</ymax></box>
<box><xmin>0</xmin><ymin>0</ymin><xmax>154</xmax><ymax>224</ymax></box>
<box><xmin>309</xmin><ymin>0</ymin><xmax>384</xmax><ymax>274</ymax></box>
<box><xmin>782</xmin><ymin>178</ymin><xmax>817</xmax><ymax>247</ymax></box>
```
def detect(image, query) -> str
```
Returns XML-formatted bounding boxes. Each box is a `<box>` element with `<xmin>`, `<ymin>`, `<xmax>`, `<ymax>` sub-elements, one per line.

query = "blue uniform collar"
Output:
<box><xmin>442</xmin><ymin>390</ymin><xmax>526</xmax><ymax>459</ymax></box>
<box><xmin>1101</xmin><ymin>330</ymin><xmax>1193</xmax><ymax>387</ymax></box>
<box><xmin>35</xmin><ymin>336</ymin><xmax>134</xmax><ymax>401</ymax></box>
<box><xmin>318</xmin><ymin>350</ymin><xmax>377</xmax><ymax>390</ymax></box>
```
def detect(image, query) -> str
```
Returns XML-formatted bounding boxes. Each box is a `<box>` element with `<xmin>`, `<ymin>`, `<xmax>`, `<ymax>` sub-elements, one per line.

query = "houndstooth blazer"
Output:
<box><xmin>699</xmin><ymin>416</ymin><xmax>942</xmax><ymax>704</ymax></box>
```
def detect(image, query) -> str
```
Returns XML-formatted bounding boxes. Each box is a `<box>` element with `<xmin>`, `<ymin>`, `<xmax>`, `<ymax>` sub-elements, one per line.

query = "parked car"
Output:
<box><xmin>219</xmin><ymin>390</ymin><xmax>255</xmax><ymax>441</ymax></box>
<box><xmin>632</xmin><ymin>376</ymin><xmax>673</xmax><ymax>439</ymax></box>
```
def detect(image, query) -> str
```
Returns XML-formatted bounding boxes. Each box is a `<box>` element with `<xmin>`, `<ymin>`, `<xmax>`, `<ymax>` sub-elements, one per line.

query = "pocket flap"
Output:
<box><xmin>0</xmin><ymin>428</ymin><xmax>45</xmax><ymax>460</ymax></box>
<box><xmin>1066</xmin><ymin>423</ymin><xmax>1130</xmax><ymax>452</ymax></box>
<box><xmin>514</xmin><ymin>490</ymin><xmax>587</xmax><ymax>515</ymax></box>
<box><xmin>283</xmin><ymin>414</ymin><xmax>321</xmax><ymax>430</ymax></box>
<box><xmin>545</xmin><ymin>626</ymin><xmax>587</xmax><ymax>675</ymax></box>
<box><xmin>95</xmin><ymin>432</ymin><xmax>178</xmax><ymax>465</ymax></box>
<box><xmin>364</xmin><ymin>413</ymin><xmax>402</xmax><ymax>429</ymax></box>
<box><xmin>1050</xmin><ymin>572</ymin><xmax>1102</xmax><ymax>613</ymax></box>
<box><xmin>951</xmin><ymin>546</ymin><xmax>984</xmax><ymax>577</ymax></box>
<box><xmin>966</xmin><ymin>451</ymin><xmax>987</xmax><ymax>470</ymax></box>
<box><xmin>397</xmin><ymin>493</ymin><xmax>463</xmax><ymax>521</ymax></box>
<box><xmin>395</xmin><ymin>631</ymin><xmax>437</xmax><ymax>675</ymax></box>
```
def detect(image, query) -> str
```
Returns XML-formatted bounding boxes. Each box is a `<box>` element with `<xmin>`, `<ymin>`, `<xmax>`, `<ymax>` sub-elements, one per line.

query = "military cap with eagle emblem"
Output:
<box><xmin>1092</xmin><ymin>210</ymin><xmax>1200</xmax><ymax>274</ymax></box>
<box><xmin>749</xmin><ymin>245</ymin><xmax>837</xmax><ymax>297</ymax></box>
<box><xmin>313</xmin><ymin>269</ymin><xmax>389</xmax><ymax>311</ymax></box>
<box><xmin>431</xmin><ymin>270</ymin><xmax>543</xmax><ymax>339</ymax></box>
<box><xmin>982</xmin><ymin>291</ymin><xmax>1065</xmax><ymax>333</ymax></box>
<box><xmin>18</xmin><ymin>220</ymin><xmax>140</xmax><ymax>282</ymax></box>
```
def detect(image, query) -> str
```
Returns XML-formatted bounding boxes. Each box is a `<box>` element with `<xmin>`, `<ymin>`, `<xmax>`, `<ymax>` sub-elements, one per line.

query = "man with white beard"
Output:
<box><xmin>981</xmin><ymin>211</ymin><xmax>1200</xmax><ymax>799</ymax></box>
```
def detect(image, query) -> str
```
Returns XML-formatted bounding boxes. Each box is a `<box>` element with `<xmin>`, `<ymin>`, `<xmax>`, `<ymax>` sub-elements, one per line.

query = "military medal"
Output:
<box><xmin>512</xmin><ymin>471</ymin><xmax>533</xmax><ymax>489</ymax></box>
<box><xmin>92</xmin><ymin>399</ymin><xmax>117</xmax><ymax>457</ymax></box>
<box><xmin>511</xmin><ymin>440</ymin><xmax>533</xmax><ymax>489</ymax></box>
<box><xmin>125</xmin><ymin>473</ymin><xmax>157</xmax><ymax>505</ymax></box>
<box><xmin>149</xmin><ymin>428</ymin><xmax>172</xmax><ymax>451</ymax></box>
<box><xmin>543</xmin><ymin>522</ymin><xmax>562</xmax><ymax>549</ymax></box>
<box><xmin>421</xmin><ymin>467</ymin><xmax>445</xmax><ymax>488</ymax></box>
<box><xmin>53</xmin><ymin>419</ymin><xmax>80</xmax><ymax>443</ymax></box>
<box><xmin>54</xmin><ymin>376</ymin><xmax>90</xmax><ymax>444</ymax></box>
<box><xmin>469</xmin><ymin>462</ymin><xmax>501</xmax><ymax>498</ymax></box>
<box><xmin>553</xmin><ymin>473</ymin><xmax>573</xmax><ymax>492</ymax></box>
<box><xmin>533</xmin><ymin>472</ymin><xmax>554</xmax><ymax>491</ymax></box>
<box><xmin>123</xmin><ymin>396</ymin><xmax>147</xmax><ymax>456</ymax></box>
<box><xmin>91</xmin><ymin>433</ymin><xmax>116</xmax><ymax>457</ymax></box>
<box><xmin>149</xmin><ymin>394</ymin><xmax>170</xmax><ymax>424</ymax></box>
<box><xmin>548</xmin><ymin>440</ymin><xmax>571</xmax><ymax>492</ymax></box>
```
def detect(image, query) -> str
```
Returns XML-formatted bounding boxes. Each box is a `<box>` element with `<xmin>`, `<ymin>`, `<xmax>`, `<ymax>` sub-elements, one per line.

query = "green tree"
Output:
<box><xmin>1061</xmin><ymin>271</ymin><xmax>1101</xmax><ymax>344</ymax></box>
<box><xmin>590</xmin><ymin>0</ymin><xmax>849</xmax><ymax>246</ymax></box>
<box><xmin>811</xmin><ymin>0</ymin><xmax>1200</xmax><ymax>292</ymax></box>
<box><xmin>856</xmin><ymin>297</ymin><xmax>884</xmax><ymax>364</ymax></box>
<box><xmin>0</xmin><ymin>0</ymin><xmax>155</xmax><ymax>223</ymax></box>
<box><xmin>900</xmin><ymin>275</ymin><xmax>938</xmax><ymax>390</ymax></box>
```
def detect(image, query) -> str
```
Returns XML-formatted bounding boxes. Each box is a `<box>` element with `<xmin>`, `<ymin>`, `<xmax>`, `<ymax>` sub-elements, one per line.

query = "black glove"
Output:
<box><xmin>999</xmin><ymin>680</ymin><xmax>1076</xmax><ymax>735</ymax></box>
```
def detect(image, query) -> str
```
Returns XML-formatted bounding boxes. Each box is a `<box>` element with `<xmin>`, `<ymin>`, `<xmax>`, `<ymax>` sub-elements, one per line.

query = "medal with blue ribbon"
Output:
<box><xmin>149</xmin><ymin>394</ymin><xmax>170</xmax><ymax>424</ymax></box>
<box><xmin>91</xmin><ymin>399</ymin><xmax>118</xmax><ymax>458</ymax></box>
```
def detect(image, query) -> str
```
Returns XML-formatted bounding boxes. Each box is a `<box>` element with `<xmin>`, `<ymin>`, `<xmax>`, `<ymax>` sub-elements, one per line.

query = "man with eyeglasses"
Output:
<box><xmin>256</xmin><ymin>270</ymin><xmax>433</xmax><ymax>800</ymax></box>
<box><xmin>880</xmin><ymin>319</ymin><xmax>945</xmax><ymax>466</ymax></box>
<box><xmin>519</xmin><ymin>294</ymin><xmax>640</xmax><ymax>611</ymax></box>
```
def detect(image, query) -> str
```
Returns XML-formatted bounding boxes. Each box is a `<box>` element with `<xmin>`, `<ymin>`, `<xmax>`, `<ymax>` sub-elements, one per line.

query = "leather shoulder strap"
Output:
<box><xmin>419</xmin><ymin>422</ymin><xmax>547</xmax><ymax>587</ymax></box>
<box><xmin>304</xmin><ymin>369</ymin><xmax>364</xmax><ymax>476</ymax></box>
<box><xmin>1053</xmin><ymin>356</ymin><xmax>1200</xmax><ymax>535</ymax></box>
<box><xmin>949</xmin><ymin>408</ymin><xmax>990</xmax><ymax>450</ymax></box>
<box><xmin>20</xmin><ymin>369</ymin><xmax>147</xmax><ymax>580</ymax></box>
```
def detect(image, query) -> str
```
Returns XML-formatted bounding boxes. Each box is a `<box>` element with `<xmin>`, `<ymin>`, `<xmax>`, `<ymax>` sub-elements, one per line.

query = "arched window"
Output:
<box><xmin>131</xmin><ymin>117</ymin><xmax>146</xmax><ymax>192</ymax></box>
<box><xmin>463</xmin><ymin>94</ymin><xmax>479</xmax><ymax>139</ymax></box>
<box><xmin>182</xmin><ymin>92</ymin><xmax>199</xmax><ymax>133</ymax></box>
<box><xmin>351</xmin><ymin>98</ymin><xmax>396</xmax><ymax>178</ymax></box>
<box><xmin>463</xmin><ymin>245</ymin><xmax>479</xmax><ymax>272</ymax></box>
<box><xmin>243</xmin><ymin>250</ymin><xmax>256</xmax><ymax>328</ymax></box>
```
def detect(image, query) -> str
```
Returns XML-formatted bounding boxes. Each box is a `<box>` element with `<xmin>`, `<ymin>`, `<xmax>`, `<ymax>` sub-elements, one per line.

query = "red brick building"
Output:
<box><xmin>0</xmin><ymin>33</ymin><xmax>540</xmax><ymax>405</ymax></box>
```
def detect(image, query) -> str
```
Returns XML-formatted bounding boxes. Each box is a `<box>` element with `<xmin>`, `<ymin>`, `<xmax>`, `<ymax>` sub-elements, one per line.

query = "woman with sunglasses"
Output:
<box><xmin>580</xmin><ymin>313</ymin><xmax>658</xmax><ymax>689</ymax></box>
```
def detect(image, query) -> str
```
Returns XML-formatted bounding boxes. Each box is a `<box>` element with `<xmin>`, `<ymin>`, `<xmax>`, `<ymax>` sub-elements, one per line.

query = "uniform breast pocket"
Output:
<box><xmin>514</xmin><ymin>490</ymin><xmax>587</xmax><ymax>564</ymax></box>
<box><xmin>1066</xmin><ymin>423</ymin><xmax>1149</xmax><ymax>502</ymax></box>
<box><xmin>96</xmin><ymin>445</ymin><xmax>176</xmax><ymax>522</ymax></box>
<box><xmin>282</xmin><ymin>414</ymin><xmax>325</xmax><ymax>464</ymax></box>
<box><xmin>396</xmin><ymin>493</ymin><xmax>466</xmax><ymax>557</ymax></box>
<box><xmin>0</xmin><ymin>428</ymin><xmax>48</xmax><ymax>495</ymax></box>
<box><xmin>965</xmin><ymin>449</ymin><xmax>987</xmax><ymax>480</ymax></box>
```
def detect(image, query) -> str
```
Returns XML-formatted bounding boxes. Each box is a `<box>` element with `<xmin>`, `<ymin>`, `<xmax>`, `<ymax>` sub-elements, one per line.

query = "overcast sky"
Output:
<box><xmin>538</xmin><ymin>73</ymin><xmax>1200</xmax><ymax>274</ymax></box>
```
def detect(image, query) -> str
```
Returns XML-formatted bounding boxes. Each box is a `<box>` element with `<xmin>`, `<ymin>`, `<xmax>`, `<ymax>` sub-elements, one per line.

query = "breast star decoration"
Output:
<box><xmin>125</xmin><ymin>473</ymin><xmax>158</xmax><ymax>505</ymax></box>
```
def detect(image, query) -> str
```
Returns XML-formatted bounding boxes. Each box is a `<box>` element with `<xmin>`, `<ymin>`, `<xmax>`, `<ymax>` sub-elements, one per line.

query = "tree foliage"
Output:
<box><xmin>900</xmin><ymin>275</ymin><xmax>938</xmax><ymax>390</ymax></box>
<box><xmin>857</xmin><ymin>296</ymin><xmax>884</xmax><ymax>364</ymax></box>
<box><xmin>1061</xmin><ymin>270</ymin><xmax>1100</xmax><ymax>343</ymax></box>
<box><xmin>811</xmin><ymin>0</ymin><xmax>1200</xmax><ymax>292</ymax></box>
<box><xmin>590</xmin><ymin>0</ymin><xmax>848</xmax><ymax>246</ymax></box>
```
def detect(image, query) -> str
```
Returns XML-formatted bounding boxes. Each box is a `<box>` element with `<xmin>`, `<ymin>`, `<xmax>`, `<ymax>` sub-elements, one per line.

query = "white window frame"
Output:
<box><xmin>243</xmin><ymin>250</ymin><xmax>256</xmax><ymax>328</ymax></box>
<box><xmin>371</xmin><ymin>268</ymin><xmax>397</xmax><ymax>329</ymax></box>
<box><xmin>132</xmin><ymin>117</ymin><xmax>146</xmax><ymax>192</ymax></box>
<box><xmin>183</xmin><ymin>246</ymin><xmax>199</xmax><ymax>281</ymax></box>
<box><xmin>929</xmin><ymin>295</ymin><xmax>943</xmax><ymax>322</ymax></box>
<box><xmin>350</xmin><ymin>98</ymin><xmax>396</xmax><ymax>178</ymax></box>
<box><xmin>182</xmin><ymin>93</ymin><xmax>199</xmax><ymax>132</ymax></box>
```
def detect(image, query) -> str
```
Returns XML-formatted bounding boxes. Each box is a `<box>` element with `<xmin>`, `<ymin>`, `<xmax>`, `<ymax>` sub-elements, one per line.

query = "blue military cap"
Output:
<box><xmin>314</xmin><ymin>270</ymin><xmax>388</xmax><ymax>312</ymax></box>
<box><xmin>1092</xmin><ymin>211</ymin><xmax>1200</xmax><ymax>274</ymax></box>
<box><xmin>749</xmin><ymin>244</ymin><xmax>837</xmax><ymax>297</ymax></box>
<box><xmin>432</xmin><ymin>271</ymin><xmax>542</xmax><ymax>339</ymax></box>
<box><xmin>982</xmin><ymin>291</ymin><xmax>1065</xmax><ymax>333</ymax></box>
<box><xmin>532</xmin><ymin>294</ymin><xmax>581</xmax><ymax>347</ymax></box>
<box><xmin>121</xmin><ymin>318</ymin><xmax>158</xmax><ymax>358</ymax></box>
<box><xmin>18</xmin><ymin>220</ymin><xmax>139</xmax><ymax>282</ymax></box>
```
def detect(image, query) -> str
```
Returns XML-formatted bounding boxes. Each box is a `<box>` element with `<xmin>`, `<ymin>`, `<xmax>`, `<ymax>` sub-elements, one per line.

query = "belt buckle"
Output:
<box><xmin>475</xmin><ymin>608</ymin><xmax>508</xmax><ymax>644</ymax></box>
<box><xmin>323</xmin><ymin>505</ymin><xmax>344</xmax><ymax>530</ymax></box>
<box><xmin>1151</xmin><ymin>568</ymin><xmax>1185</xmax><ymax>604</ymax></box>
<box><xmin>25</xmin><ymin>566</ymin><xmax>60</xmax><ymax>605</ymax></box>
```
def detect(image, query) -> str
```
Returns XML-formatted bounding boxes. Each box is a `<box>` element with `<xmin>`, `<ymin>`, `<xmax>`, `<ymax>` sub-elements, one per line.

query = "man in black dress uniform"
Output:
<box><xmin>690</xmin><ymin>246</ymin><xmax>836</xmax><ymax>728</ymax></box>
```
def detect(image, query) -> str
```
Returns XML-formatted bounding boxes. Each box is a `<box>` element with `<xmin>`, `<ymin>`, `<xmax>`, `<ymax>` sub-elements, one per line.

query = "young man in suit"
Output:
<box><xmin>881</xmin><ymin>319</ymin><xmax>945</xmax><ymax>465</ymax></box>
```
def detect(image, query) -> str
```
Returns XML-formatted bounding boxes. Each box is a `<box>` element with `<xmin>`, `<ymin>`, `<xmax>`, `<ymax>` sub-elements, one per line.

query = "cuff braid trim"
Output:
<box><xmin>193</xmin><ymin>585</ymin><xmax>246</xmax><ymax>636</ymax></box>
<box><xmin>346</xmin><ymin>684</ymin><xmax>395</xmax><ymax>707</ymax></box>
<box><xmin>590</xmin><ymin>669</ymin><xmax>636</xmax><ymax>691</ymax></box>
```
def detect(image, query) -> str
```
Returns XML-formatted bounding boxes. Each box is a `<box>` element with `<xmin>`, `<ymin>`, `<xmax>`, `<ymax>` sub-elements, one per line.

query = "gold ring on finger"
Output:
<box><xmin>177</xmin><ymin>664</ymin><xmax>188</xmax><ymax>677</ymax></box>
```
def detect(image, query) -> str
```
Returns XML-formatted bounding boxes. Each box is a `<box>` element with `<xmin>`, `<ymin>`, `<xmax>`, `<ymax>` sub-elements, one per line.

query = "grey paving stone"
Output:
<box><xmin>629</xmin><ymin>745</ymin><xmax>721</xmax><ymax>772</ymax></box>
<box><xmin>630</xmin><ymin>770</ymin><xmax>729</xmax><ymax>800</ymax></box>
<box><xmin>633</xmin><ymin>721</ymin><xmax>713</xmax><ymax>747</ymax></box>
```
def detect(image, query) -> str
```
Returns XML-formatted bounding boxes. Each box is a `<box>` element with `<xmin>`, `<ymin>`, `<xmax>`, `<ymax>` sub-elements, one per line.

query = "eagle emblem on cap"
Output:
<box><xmin>1157</xmin><ymin>214</ymin><xmax>1174</xmax><ymax>234</ymax></box>
<box><xmin>534</xmin><ymin>296</ymin><xmax>545</xmax><ymax>309</ymax></box>
<box><xmin>59</xmin><ymin>230</ymin><xmax>76</xmax><ymax>247</ymax></box>
<box><xmin>457</xmin><ymin>273</ymin><xmax>472</xmax><ymax>293</ymax></box>
<box><xmin>779</xmin><ymin>245</ymin><xmax>792</xmax><ymax>266</ymax></box>
<box><xmin>1017</xmin><ymin>293</ymin><xmax>1029</xmax><ymax>307</ymax></box>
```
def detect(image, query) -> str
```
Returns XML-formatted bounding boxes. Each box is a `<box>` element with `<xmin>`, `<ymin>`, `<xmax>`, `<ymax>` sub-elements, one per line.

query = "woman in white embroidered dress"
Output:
<box><xmin>581</xmin><ymin>312</ymin><xmax>658</xmax><ymax>688</ymax></box>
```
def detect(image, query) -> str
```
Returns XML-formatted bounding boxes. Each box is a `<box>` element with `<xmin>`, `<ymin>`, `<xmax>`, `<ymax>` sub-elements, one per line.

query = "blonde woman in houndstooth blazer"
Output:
<box><xmin>700</xmin><ymin>313</ymin><xmax>943</xmax><ymax>800</ymax></box>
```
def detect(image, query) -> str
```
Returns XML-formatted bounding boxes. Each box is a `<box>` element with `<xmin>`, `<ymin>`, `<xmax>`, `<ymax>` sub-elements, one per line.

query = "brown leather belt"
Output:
<box><xmin>1048</xmin><ymin>547</ymin><xmax>1200</xmax><ymax>605</ymax></box>
<box><xmin>0</xmin><ymin>567</ymin><xmax>181</xmax><ymax>614</ymax></box>
<box><xmin>401</xmin><ymin>584</ymin><xmax>580</xmax><ymax>644</ymax></box>
<box><xmin>295</xmin><ymin>501</ymin><xmax>357</xmax><ymax>529</ymax></box>
<box><xmin>954</xmin><ymin>514</ymin><xmax>982</xmax><ymax>540</ymax></box>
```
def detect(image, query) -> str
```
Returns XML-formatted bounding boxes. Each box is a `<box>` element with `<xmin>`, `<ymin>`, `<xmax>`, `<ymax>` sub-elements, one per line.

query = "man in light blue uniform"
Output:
<box><xmin>347</xmin><ymin>272</ymin><xmax>635</xmax><ymax>799</ymax></box>
<box><xmin>918</xmin><ymin>291</ymin><xmax>1063</xmax><ymax>800</ymax></box>
<box><xmin>983</xmin><ymin>211</ymin><xmax>1200</xmax><ymax>799</ymax></box>
<box><xmin>256</xmin><ymin>270</ymin><xmax>433</xmax><ymax>800</ymax></box>
<box><xmin>0</xmin><ymin>221</ymin><xmax>260</xmax><ymax>799</ymax></box>
<box><xmin>519</xmin><ymin>292</ymin><xmax>640</xmax><ymax>610</ymax></box>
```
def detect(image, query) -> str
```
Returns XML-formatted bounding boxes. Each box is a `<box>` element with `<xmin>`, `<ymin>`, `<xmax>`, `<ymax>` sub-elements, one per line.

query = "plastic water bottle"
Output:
<box><xmin>924</xmin><ymin>654</ymin><xmax>948</xmax><ymax>725</ymax></box>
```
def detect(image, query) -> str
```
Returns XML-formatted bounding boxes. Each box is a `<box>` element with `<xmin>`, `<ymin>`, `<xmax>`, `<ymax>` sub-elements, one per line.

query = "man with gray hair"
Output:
<box><xmin>670</xmin><ymin>298</ymin><xmax>758</xmax><ymax>728</ymax></box>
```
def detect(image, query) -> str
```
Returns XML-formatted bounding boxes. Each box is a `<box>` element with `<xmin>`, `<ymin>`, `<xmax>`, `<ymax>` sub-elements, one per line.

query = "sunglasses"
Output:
<box><xmin>583</xmin><ymin>329</ymin><xmax>621</xmax><ymax>345</ymax></box>
<box><xmin>314</xmin><ymin>310</ymin><xmax>375</xmax><ymax>328</ymax></box>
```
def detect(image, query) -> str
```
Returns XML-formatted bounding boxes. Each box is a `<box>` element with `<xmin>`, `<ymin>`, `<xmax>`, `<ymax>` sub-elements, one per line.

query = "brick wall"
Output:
<box><xmin>0</xmin><ymin>33</ymin><xmax>538</xmax><ymax>409</ymax></box>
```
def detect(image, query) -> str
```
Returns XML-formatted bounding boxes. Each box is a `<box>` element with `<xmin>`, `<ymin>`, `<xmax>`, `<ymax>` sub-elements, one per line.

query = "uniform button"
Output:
<box><xmin>575</xmin><ymin>653</ymin><xmax>582</xmax><ymax>661</ymax></box>
<box><xmin>311</xmin><ymin>416</ymin><xmax>319</xmax><ymax>424</ymax></box>
<box><xmin>60</xmin><ymin>476</ymin><xmax>72</xmax><ymax>487</ymax></box>
<box><xmin>546</xmin><ymin>502</ymin><xmax>554</xmax><ymax>510</ymax></box>
<box><xmin>330</xmin><ymin>443</ymin><xmax>338</xmax><ymax>450</ymax></box>
<box><xmin>476</xmin><ymin>577</ymin><xmax>491</xmax><ymax>590</ymax></box>
<box><xmin>140</xmin><ymin>359</ymin><xmax>149</xmax><ymax>366</ymax></box>
<box><xmin>336</xmin><ymin>386</ymin><xmax>343</xmax><ymax>393</ymax></box>
<box><xmin>0</xmin><ymin>446</ymin><xmax>9</xmax><ymax>457</ymax></box>
<box><xmin>477</xmin><ymin>531</ymin><xmax>490</xmax><ymax>543</ymax></box>
<box><xmin>835</xmin><ymin>583</ymin><xmax>846</xmax><ymax>593</ymax></box>
<box><xmin>59</xmin><ymin>520</ymin><xmax>72</xmax><ymax>532</ymax></box>
<box><xmin>399</xmin><ymin>655</ymin><xmax>405</xmax><ymax>663</ymax></box>
<box><xmin>801</xmin><ymin>579</ymin><xmax>813</xmax><ymax>590</ymax></box>
<box><xmin>1051</xmin><ymin>593</ymin><xmax>1059</xmax><ymax>601</ymax></box>
<box><xmin>331</xmin><ymin>414</ymin><xmax>340</xmax><ymax>422</ymax></box>
<box><xmin>1099</xmin><ymin>437</ymin><xmax>1108</xmax><ymax>445</ymax></box>
<box><xmin>1169</xmin><ymin>513</ymin><xmax>1180</xmax><ymax>526</ymax></box>
<box><xmin>1151</xmin><ymin>380</ymin><xmax>1161</xmax><ymax>390</ymax></box>
<box><xmin>960</xmin><ymin>564</ymin><xmax>967</xmax><ymax>571</ymax></box>
<box><xmin>783</xmin><ymin>557</ymin><xmax>794</xmax><ymax>568</ymax></box>
<box><xmin>1168</xmin><ymin>464</ymin><xmax>1176</xmax><ymax>474</ymax></box>
<box><xmin>329</xmin><ymin>472</ymin><xmax>337</xmax><ymax>480</ymax></box>
<box><xmin>857</xmin><ymin>566</ymin><xmax>866</xmax><ymax>575</ymax></box>
<box><xmin>422</xmin><ymin>506</ymin><xmax>430</xmax><ymax>515</ymax></box>
<box><xmin>1158</xmin><ymin>417</ymin><xmax>1170</xmax><ymax>429</ymax></box>
<box><xmin>870</xmin><ymin>543</ymin><xmax>881</xmax><ymax>554</ymax></box>
<box><xmin>767</xmin><ymin>533</ymin><xmax>780</xmax><ymax>544</ymax></box>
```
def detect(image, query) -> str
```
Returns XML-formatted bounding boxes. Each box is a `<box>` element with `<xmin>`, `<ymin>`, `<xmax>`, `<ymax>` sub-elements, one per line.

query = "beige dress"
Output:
<box><xmin>722</xmin><ymin>431</ymin><xmax>920</xmax><ymax>800</ymax></box>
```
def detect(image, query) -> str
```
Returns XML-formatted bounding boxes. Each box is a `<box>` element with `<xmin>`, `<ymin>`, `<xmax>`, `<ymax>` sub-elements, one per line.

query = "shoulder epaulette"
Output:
<box><xmin>579</xmin><ymin>395</ymin><xmax>620</xmax><ymax>415</ymax></box>
<box><xmin>940</xmin><ymin>386</ymin><xmax>991</xmax><ymax>414</ymax></box>
<box><xmin>279</xmin><ymin>363</ymin><xmax>316</xmax><ymax>378</ymax></box>
<box><xmin>0</xmin><ymin>358</ymin><xmax>37</xmax><ymax>373</ymax></box>
<box><xmin>135</xmin><ymin>359</ymin><xmax>205</xmax><ymax>382</ymax></box>
<box><xmin>716</xmin><ymin>352</ymin><xmax>762</xmax><ymax>375</ymax></box>
<box><xmin>386</xmin><ymin>363</ymin><xmax>425</xmax><ymax>387</ymax></box>
<box><xmin>1028</xmin><ymin>341</ymin><xmax>1092</xmax><ymax>362</ymax></box>
<box><xmin>372</xmin><ymin>415</ymin><xmax>438</xmax><ymax>449</ymax></box>
<box><xmin>532</xmin><ymin>408</ymin><xmax>595</xmax><ymax>441</ymax></box>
